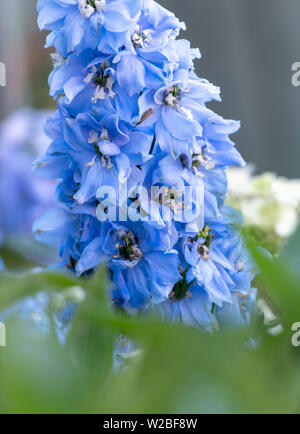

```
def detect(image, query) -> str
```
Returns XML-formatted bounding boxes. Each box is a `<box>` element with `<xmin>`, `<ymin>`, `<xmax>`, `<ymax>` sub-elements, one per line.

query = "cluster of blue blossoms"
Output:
<box><xmin>0</xmin><ymin>108</ymin><xmax>56</xmax><ymax>263</ymax></box>
<box><xmin>35</xmin><ymin>0</ymin><xmax>256</xmax><ymax>330</ymax></box>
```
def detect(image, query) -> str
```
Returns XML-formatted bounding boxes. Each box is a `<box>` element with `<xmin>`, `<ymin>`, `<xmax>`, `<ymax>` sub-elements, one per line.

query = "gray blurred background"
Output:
<box><xmin>0</xmin><ymin>0</ymin><xmax>299</xmax><ymax>177</ymax></box>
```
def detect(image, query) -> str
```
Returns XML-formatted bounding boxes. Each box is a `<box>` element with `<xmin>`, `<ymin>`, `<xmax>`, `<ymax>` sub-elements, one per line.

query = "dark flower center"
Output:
<box><xmin>116</xmin><ymin>231</ymin><xmax>143</xmax><ymax>262</ymax></box>
<box><xmin>170</xmin><ymin>267</ymin><xmax>193</xmax><ymax>301</ymax></box>
<box><xmin>94</xmin><ymin>72</ymin><xmax>109</xmax><ymax>87</ymax></box>
<box><xmin>191</xmin><ymin>225</ymin><xmax>215</xmax><ymax>261</ymax></box>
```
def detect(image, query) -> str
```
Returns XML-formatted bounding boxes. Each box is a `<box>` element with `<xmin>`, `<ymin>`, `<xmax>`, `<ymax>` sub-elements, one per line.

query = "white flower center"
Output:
<box><xmin>198</xmin><ymin>244</ymin><xmax>210</xmax><ymax>261</ymax></box>
<box><xmin>79</xmin><ymin>0</ymin><xmax>107</xmax><ymax>18</ymax></box>
<box><xmin>101</xmin><ymin>155</ymin><xmax>113</xmax><ymax>170</ymax></box>
<box><xmin>236</xmin><ymin>260</ymin><xmax>246</xmax><ymax>271</ymax></box>
<box><xmin>84</xmin><ymin>64</ymin><xmax>115</xmax><ymax>103</ymax></box>
<box><xmin>87</xmin><ymin>129</ymin><xmax>113</xmax><ymax>170</ymax></box>
<box><xmin>88</xmin><ymin>130</ymin><xmax>100</xmax><ymax>144</ymax></box>
<box><xmin>157</xmin><ymin>186</ymin><xmax>184</xmax><ymax>214</ymax></box>
<box><xmin>164</xmin><ymin>86</ymin><xmax>181</xmax><ymax>107</ymax></box>
<box><xmin>192</xmin><ymin>152</ymin><xmax>216</xmax><ymax>177</ymax></box>
<box><xmin>95</xmin><ymin>0</ymin><xmax>107</xmax><ymax>13</ymax></box>
<box><xmin>131</xmin><ymin>26</ymin><xmax>152</xmax><ymax>48</ymax></box>
<box><xmin>78</xmin><ymin>0</ymin><xmax>95</xmax><ymax>18</ymax></box>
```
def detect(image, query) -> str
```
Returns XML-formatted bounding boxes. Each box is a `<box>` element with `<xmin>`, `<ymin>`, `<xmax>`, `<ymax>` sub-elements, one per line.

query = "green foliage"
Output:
<box><xmin>240</xmin><ymin>224</ymin><xmax>283</xmax><ymax>256</ymax></box>
<box><xmin>0</xmin><ymin>231</ymin><xmax>300</xmax><ymax>414</ymax></box>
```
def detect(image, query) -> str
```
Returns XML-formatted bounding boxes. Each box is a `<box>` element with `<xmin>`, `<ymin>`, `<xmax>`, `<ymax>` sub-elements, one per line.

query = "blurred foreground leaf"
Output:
<box><xmin>281</xmin><ymin>224</ymin><xmax>300</xmax><ymax>281</ymax></box>
<box><xmin>0</xmin><ymin>271</ymin><xmax>79</xmax><ymax>312</ymax></box>
<box><xmin>0</xmin><ymin>231</ymin><xmax>300</xmax><ymax>413</ymax></box>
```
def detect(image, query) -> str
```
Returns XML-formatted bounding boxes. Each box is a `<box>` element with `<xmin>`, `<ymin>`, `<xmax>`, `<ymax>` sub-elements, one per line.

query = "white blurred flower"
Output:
<box><xmin>227</xmin><ymin>165</ymin><xmax>256</xmax><ymax>198</ymax></box>
<box><xmin>227</xmin><ymin>166</ymin><xmax>300</xmax><ymax>248</ymax></box>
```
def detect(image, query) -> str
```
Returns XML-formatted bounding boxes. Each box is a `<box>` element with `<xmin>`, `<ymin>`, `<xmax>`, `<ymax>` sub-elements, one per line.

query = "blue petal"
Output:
<box><xmin>76</xmin><ymin>237</ymin><xmax>104</xmax><ymax>275</ymax></box>
<box><xmin>33</xmin><ymin>208</ymin><xmax>76</xmax><ymax>247</ymax></box>
<box><xmin>74</xmin><ymin>162</ymin><xmax>103</xmax><ymax>204</ymax></box>
<box><xmin>162</xmin><ymin>105</ymin><xmax>202</xmax><ymax>140</ymax></box>
<box><xmin>64</xmin><ymin>76</ymin><xmax>87</xmax><ymax>102</ymax></box>
<box><xmin>37</xmin><ymin>0</ymin><xmax>68</xmax><ymax>30</ymax></box>
<box><xmin>117</xmin><ymin>54</ymin><xmax>145</xmax><ymax>97</ymax></box>
<box><xmin>126</xmin><ymin>264</ymin><xmax>150</xmax><ymax>308</ymax></box>
<box><xmin>64</xmin><ymin>11</ymin><xmax>86</xmax><ymax>53</ymax></box>
<box><xmin>98</xmin><ymin>140</ymin><xmax>120</xmax><ymax>157</ymax></box>
<box><xmin>103</xmin><ymin>3</ymin><xmax>136</xmax><ymax>32</ymax></box>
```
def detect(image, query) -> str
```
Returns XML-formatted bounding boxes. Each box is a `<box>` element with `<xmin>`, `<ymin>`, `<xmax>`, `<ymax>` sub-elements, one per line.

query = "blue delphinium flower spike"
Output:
<box><xmin>35</xmin><ymin>0</ymin><xmax>256</xmax><ymax>331</ymax></box>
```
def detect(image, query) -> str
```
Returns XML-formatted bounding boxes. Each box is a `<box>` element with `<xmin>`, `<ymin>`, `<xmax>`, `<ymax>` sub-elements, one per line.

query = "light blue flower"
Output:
<box><xmin>0</xmin><ymin>289</ymin><xmax>79</xmax><ymax>345</ymax></box>
<box><xmin>157</xmin><ymin>284</ymin><xmax>215</xmax><ymax>331</ymax></box>
<box><xmin>181</xmin><ymin>220</ymin><xmax>254</xmax><ymax>307</ymax></box>
<box><xmin>76</xmin><ymin>221</ymin><xmax>181</xmax><ymax>308</ymax></box>
<box><xmin>135</xmin><ymin>153</ymin><xmax>204</xmax><ymax>230</ymax></box>
<box><xmin>153</xmin><ymin>218</ymin><xmax>255</xmax><ymax>329</ymax></box>
<box><xmin>216</xmin><ymin>288</ymin><xmax>257</xmax><ymax>329</ymax></box>
<box><xmin>138</xmin><ymin>72</ymin><xmax>220</xmax><ymax>157</ymax></box>
<box><xmin>0</xmin><ymin>108</ymin><xmax>57</xmax><ymax>264</ymax></box>
<box><xmin>34</xmin><ymin>110</ymin><xmax>153</xmax><ymax>209</ymax></box>
<box><xmin>49</xmin><ymin>50</ymin><xmax>116</xmax><ymax>106</ymax></box>
<box><xmin>115</xmin><ymin>0</ymin><xmax>185</xmax><ymax>96</ymax></box>
<box><xmin>38</xmin><ymin>0</ymin><xmax>144</xmax><ymax>56</ymax></box>
<box><xmin>0</xmin><ymin>109</ymin><xmax>55</xmax><ymax>237</ymax></box>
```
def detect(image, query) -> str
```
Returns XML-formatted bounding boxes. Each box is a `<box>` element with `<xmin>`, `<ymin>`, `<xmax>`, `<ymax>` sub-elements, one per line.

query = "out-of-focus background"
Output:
<box><xmin>1</xmin><ymin>0</ymin><xmax>299</xmax><ymax>177</ymax></box>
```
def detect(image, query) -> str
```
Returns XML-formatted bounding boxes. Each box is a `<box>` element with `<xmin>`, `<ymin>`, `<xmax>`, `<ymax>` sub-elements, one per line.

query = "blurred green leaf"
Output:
<box><xmin>281</xmin><ymin>224</ymin><xmax>300</xmax><ymax>281</ymax></box>
<box><xmin>83</xmin><ymin>310</ymin><xmax>300</xmax><ymax>413</ymax></box>
<box><xmin>248</xmin><ymin>241</ymin><xmax>300</xmax><ymax>326</ymax></box>
<box><xmin>1</xmin><ymin>231</ymin><xmax>300</xmax><ymax>413</ymax></box>
<box><xmin>0</xmin><ymin>271</ymin><xmax>80</xmax><ymax>311</ymax></box>
<box><xmin>66</xmin><ymin>266</ymin><xmax>114</xmax><ymax>406</ymax></box>
<box><xmin>0</xmin><ymin>317</ymin><xmax>85</xmax><ymax>413</ymax></box>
